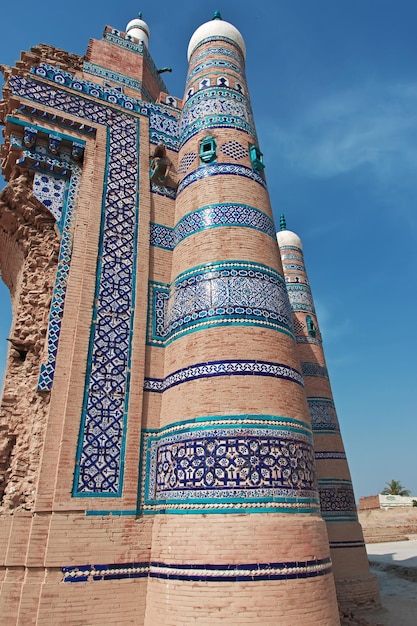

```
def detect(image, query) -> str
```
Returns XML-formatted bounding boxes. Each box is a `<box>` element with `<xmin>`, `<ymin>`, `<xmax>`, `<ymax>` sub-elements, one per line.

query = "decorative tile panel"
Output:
<box><xmin>286</xmin><ymin>283</ymin><xmax>315</xmax><ymax>314</ymax></box>
<box><xmin>150</xmin><ymin>183</ymin><xmax>177</xmax><ymax>199</ymax></box>
<box><xmin>315</xmin><ymin>451</ymin><xmax>346</xmax><ymax>460</ymax></box>
<box><xmin>38</xmin><ymin>168</ymin><xmax>81</xmax><ymax>390</ymax></box>
<box><xmin>178</xmin><ymin>152</ymin><xmax>197</xmax><ymax>173</ymax></box>
<box><xmin>148</xmin><ymin>261</ymin><xmax>294</xmax><ymax>345</ymax></box>
<box><xmin>302</xmin><ymin>362</ymin><xmax>329</xmax><ymax>379</ymax></box>
<box><xmin>186</xmin><ymin>59</ymin><xmax>242</xmax><ymax>84</ymax></box>
<box><xmin>83</xmin><ymin>61</ymin><xmax>152</xmax><ymax>100</ymax></box>
<box><xmin>318</xmin><ymin>480</ymin><xmax>358</xmax><ymax>522</ymax></box>
<box><xmin>139</xmin><ymin>415</ymin><xmax>318</xmax><ymax>514</ymax></box>
<box><xmin>150</xmin><ymin>224</ymin><xmax>174</xmax><ymax>250</ymax></box>
<box><xmin>180</xmin><ymin>87</ymin><xmax>256</xmax><ymax>144</ymax></box>
<box><xmin>33</xmin><ymin>173</ymin><xmax>67</xmax><ymax>222</ymax></box>
<box><xmin>307</xmin><ymin>398</ymin><xmax>339</xmax><ymax>432</ymax></box>
<box><xmin>177</xmin><ymin>163</ymin><xmax>266</xmax><ymax>195</ymax></box>
<box><xmin>9</xmin><ymin>74</ymin><xmax>141</xmax><ymax>496</ymax></box>
<box><xmin>62</xmin><ymin>556</ymin><xmax>331</xmax><ymax>583</ymax></box>
<box><xmin>191</xmin><ymin>45</ymin><xmax>243</xmax><ymax>67</ymax></box>
<box><xmin>220</xmin><ymin>140</ymin><xmax>249</xmax><ymax>161</ymax></box>
<box><xmin>144</xmin><ymin>359</ymin><xmax>304</xmax><ymax>392</ymax></box>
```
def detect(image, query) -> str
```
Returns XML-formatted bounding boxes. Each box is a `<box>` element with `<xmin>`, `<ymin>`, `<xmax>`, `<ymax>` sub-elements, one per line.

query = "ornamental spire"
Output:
<box><xmin>279</xmin><ymin>213</ymin><xmax>287</xmax><ymax>231</ymax></box>
<box><xmin>213</xmin><ymin>10</ymin><xmax>222</xmax><ymax>20</ymax></box>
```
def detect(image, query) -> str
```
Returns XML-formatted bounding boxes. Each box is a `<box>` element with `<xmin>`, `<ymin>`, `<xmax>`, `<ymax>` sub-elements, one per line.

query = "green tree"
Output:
<box><xmin>381</xmin><ymin>480</ymin><xmax>411</xmax><ymax>496</ymax></box>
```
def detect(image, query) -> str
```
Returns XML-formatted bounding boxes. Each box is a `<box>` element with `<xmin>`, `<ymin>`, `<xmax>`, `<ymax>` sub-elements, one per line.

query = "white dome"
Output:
<box><xmin>187</xmin><ymin>14</ymin><xmax>246</xmax><ymax>61</ymax></box>
<box><xmin>126</xmin><ymin>14</ymin><xmax>150</xmax><ymax>47</ymax></box>
<box><xmin>277</xmin><ymin>230</ymin><xmax>303</xmax><ymax>251</ymax></box>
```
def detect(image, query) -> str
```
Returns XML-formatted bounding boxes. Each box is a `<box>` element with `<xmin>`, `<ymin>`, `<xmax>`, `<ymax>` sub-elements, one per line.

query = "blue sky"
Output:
<box><xmin>0</xmin><ymin>0</ymin><xmax>416</xmax><ymax>499</ymax></box>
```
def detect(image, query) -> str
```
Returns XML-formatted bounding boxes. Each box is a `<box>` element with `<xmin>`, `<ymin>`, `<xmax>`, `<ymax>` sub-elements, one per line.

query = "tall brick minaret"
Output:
<box><xmin>144</xmin><ymin>13</ymin><xmax>340</xmax><ymax>625</ymax></box>
<box><xmin>277</xmin><ymin>215</ymin><xmax>380</xmax><ymax>609</ymax></box>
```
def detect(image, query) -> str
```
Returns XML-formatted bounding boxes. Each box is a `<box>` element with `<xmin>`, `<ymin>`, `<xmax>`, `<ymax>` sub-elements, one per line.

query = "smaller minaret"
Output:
<box><xmin>277</xmin><ymin>216</ymin><xmax>380</xmax><ymax>610</ymax></box>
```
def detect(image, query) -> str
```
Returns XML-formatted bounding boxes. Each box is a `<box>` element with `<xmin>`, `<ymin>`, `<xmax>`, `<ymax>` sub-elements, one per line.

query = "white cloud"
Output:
<box><xmin>268</xmin><ymin>81</ymin><xmax>417</xmax><ymax>184</ymax></box>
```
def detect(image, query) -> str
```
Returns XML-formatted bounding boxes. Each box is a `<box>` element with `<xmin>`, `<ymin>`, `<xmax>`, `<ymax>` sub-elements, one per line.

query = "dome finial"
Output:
<box><xmin>213</xmin><ymin>10</ymin><xmax>222</xmax><ymax>20</ymax></box>
<box><xmin>279</xmin><ymin>214</ymin><xmax>287</xmax><ymax>231</ymax></box>
<box><xmin>138</xmin><ymin>11</ymin><xmax>142</xmax><ymax>19</ymax></box>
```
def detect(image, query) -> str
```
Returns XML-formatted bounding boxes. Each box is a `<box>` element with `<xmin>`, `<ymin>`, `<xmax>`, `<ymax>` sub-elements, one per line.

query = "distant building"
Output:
<box><xmin>0</xmin><ymin>11</ymin><xmax>379</xmax><ymax>624</ymax></box>
<box><xmin>360</xmin><ymin>494</ymin><xmax>417</xmax><ymax>509</ymax></box>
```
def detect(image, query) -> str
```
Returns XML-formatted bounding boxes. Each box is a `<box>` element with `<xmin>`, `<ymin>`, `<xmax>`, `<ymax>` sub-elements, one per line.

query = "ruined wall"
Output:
<box><xmin>0</xmin><ymin>174</ymin><xmax>59</xmax><ymax>510</ymax></box>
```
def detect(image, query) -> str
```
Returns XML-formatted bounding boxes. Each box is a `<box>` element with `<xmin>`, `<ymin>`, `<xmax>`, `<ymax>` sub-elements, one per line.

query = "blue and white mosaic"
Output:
<box><xmin>150</xmin><ymin>204</ymin><xmax>275</xmax><ymax>251</ymax></box>
<box><xmin>177</xmin><ymin>163</ymin><xmax>266</xmax><ymax>195</ymax></box>
<box><xmin>220</xmin><ymin>140</ymin><xmax>249</xmax><ymax>161</ymax></box>
<box><xmin>307</xmin><ymin>397</ymin><xmax>339</xmax><ymax>432</ymax></box>
<box><xmin>33</xmin><ymin>173</ymin><xmax>67</xmax><ymax>222</ymax></box>
<box><xmin>143</xmin><ymin>359</ymin><xmax>304</xmax><ymax>392</ymax></box>
<box><xmin>140</xmin><ymin>415</ymin><xmax>318</xmax><ymax>513</ymax></box>
<box><xmin>191</xmin><ymin>45</ymin><xmax>243</xmax><ymax>67</ymax></box>
<box><xmin>286</xmin><ymin>283</ymin><xmax>315</xmax><ymax>314</ymax></box>
<box><xmin>180</xmin><ymin>87</ymin><xmax>256</xmax><ymax>144</ymax></box>
<box><xmin>38</xmin><ymin>168</ymin><xmax>81</xmax><ymax>391</ymax></box>
<box><xmin>318</xmin><ymin>480</ymin><xmax>358</xmax><ymax>522</ymax></box>
<box><xmin>302</xmin><ymin>362</ymin><xmax>329</xmax><ymax>379</ymax></box>
<box><xmin>83</xmin><ymin>61</ymin><xmax>152</xmax><ymax>100</ymax></box>
<box><xmin>186</xmin><ymin>59</ymin><xmax>243</xmax><ymax>84</ymax></box>
<box><xmin>178</xmin><ymin>152</ymin><xmax>197</xmax><ymax>173</ymax></box>
<box><xmin>315</xmin><ymin>451</ymin><xmax>346</xmax><ymax>460</ymax></box>
<box><xmin>148</xmin><ymin>261</ymin><xmax>294</xmax><ymax>345</ymax></box>
<box><xmin>62</xmin><ymin>557</ymin><xmax>331</xmax><ymax>583</ymax></box>
<box><xmin>9</xmin><ymin>72</ymin><xmax>142</xmax><ymax>496</ymax></box>
<box><xmin>150</xmin><ymin>183</ymin><xmax>177</xmax><ymax>199</ymax></box>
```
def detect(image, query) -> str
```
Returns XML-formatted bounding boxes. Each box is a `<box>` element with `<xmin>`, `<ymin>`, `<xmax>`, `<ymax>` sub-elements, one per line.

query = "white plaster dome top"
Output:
<box><xmin>277</xmin><ymin>229</ymin><xmax>303</xmax><ymax>250</ymax></box>
<box><xmin>187</xmin><ymin>11</ymin><xmax>246</xmax><ymax>61</ymax></box>
<box><xmin>126</xmin><ymin>12</ymin><xmax>150</xmax><ymax>46</ymax></box>
<box><xmin>276</xmin><ymin>224</ymin><xmax>303</xmax><ymax>250</ymax></box>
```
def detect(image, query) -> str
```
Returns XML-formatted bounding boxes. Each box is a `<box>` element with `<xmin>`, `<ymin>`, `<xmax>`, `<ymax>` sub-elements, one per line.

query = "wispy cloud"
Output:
<box><xmin>268</xmin><ymin>81</ymin><xmax>417</xmax><ymax>185</ymax></box>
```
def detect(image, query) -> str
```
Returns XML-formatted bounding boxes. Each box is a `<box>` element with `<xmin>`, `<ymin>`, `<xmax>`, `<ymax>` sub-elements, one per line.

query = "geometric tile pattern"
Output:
<box><xmin>9</xmin><ymin>73</ymin><xmax>140</xmax><ymax>496</ymax></box>
<box><xmin>150</xmin><ymin>203</ymin><xmax>275</xmax><ymax>251</ymax></box>
<box><xmin>149</xmin><ymin>223</ymin><xmax>174</xmax><ymax>250</ymax></box>
<box><xmin>143</xmin><ymin>359</ymin><xmax>304</xmax><ymax>392</ymax></box>
<box><xmin>177</xmin><ymin>163</ymin><xmax>266</xmax><ymax>195</ymax></box>
<box><xmin>180</xmin><ymin>88</ymin><xmax>256</xmax><ymax>144</ymax></box>
<box><xmin>62</xmin><ymin>557</ymin><xmax>332</xmax><ymax>583</ymax></box>
<box><xmin>150</xmin><ymin>183</ymin><xmax>177</xmax><ymax>199</ymax></box>
<box><xmin>139</xmin><ymin>415</ymin><xmax>319</xmax><ymax>514</ymax></box>
<box><xmin>178</xmin><ymin>152</ymin><xmax>197</xmax><ymax>174</ymax></box>
<box><xmin>33</xmin><ymin>173</ymin><xmax>67</xmax><ymax>222</ymax></box>
<box><xmin>186</xmin><ymin>58</ymin><xmax>242</xmax><ymax>84</ymax></box>
<box><xmin>148</xmin><ymin>261</ymin><xmax>294</xmax><ymax>345</ymax></box>
<box><xmin>38</xmin><ymin>167</ymin><xmax>81</xmax><ymax>390</ymax></box>
<box><xmin>302</xmin><ymin>362</ymin><xmax>329</xmax><ymax>379</ymax></box>
<box><xmin>307</xmin><ymin>397</ymin><xmax>340</xmax><ymax>432</ymax></box>
<box><xmin>83</xmin><ymin>61</ymin><xmax>146</xmax><ymax>96</ymax></box>
<box><xmin>191</xmin><ymin>45</ymin><xmax>243</xmax><ymax>67</ymax></box>
<box><xmin>318</xmin><ymin>480</ymin><xmax>358</xmax><ymax>522</ymax></box>
<box><xmin>220</xmin><ymin>140</ymin><xmax>249</xmax><ymax>161</ymax></box>
<box><xmin>286</xmin><ymin>283</ymin><xmax>315</xmax><ymax>314</ymax></box>
<box><xmin>315</xmin><ymin>451</ymin><xmax>347</xmax><ymax>460</ymax></box>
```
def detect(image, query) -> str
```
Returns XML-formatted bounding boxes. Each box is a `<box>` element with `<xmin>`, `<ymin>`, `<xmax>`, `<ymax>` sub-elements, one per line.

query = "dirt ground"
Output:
<box><xmin>346</xmin><ymin>540</ymin><xmax>417</xmax><ymax>626</ymax></box>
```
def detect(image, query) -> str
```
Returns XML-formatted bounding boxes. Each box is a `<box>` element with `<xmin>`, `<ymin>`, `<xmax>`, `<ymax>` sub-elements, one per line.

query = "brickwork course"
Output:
<box><xmin>0</xmin><ymin>11</ymin><xmax>380</xmax><ymax>624</ymax></box>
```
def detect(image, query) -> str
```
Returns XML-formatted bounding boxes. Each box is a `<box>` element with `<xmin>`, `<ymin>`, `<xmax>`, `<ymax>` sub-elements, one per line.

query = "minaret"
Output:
<box><xmin>144</xmin><ymin>14</ymin><xmax>340</xmax><ymax>625</ymax></box>
<box><xmin>277</xmin><ymin>216</ymin><xmax>380</xmax><ymax>610</ymax></box>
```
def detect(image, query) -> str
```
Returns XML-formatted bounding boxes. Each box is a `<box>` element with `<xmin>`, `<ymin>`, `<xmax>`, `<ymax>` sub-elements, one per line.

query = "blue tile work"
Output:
<box><xmin>318</xmin><ymin>479</ymin><xmax>358</xmax><ymax>522</ymax></box>
<box><xmin>102</xmin><ymin>28</ymin><xmax>168</xmax><ymax>93</ymax></box>
<box><xmin>186</xmin><ymin>59</ymin><xmax>243</xmax><ymax>83</ymax></box>
<box><xmin>191</xmin><ymin>45</ymin><xmax>243</xmax><ymax>66</ymax></box>
<box><xmin>191</xmin><ymin>35</ymin><xmax>246</xmax><ymax>60</ymax></box>
<box><xmin>26</xmin><ymin>65</ymin><xmax>180</xmax><ymax>151</ymax></box>
<box><xmin>178</xmin><ymin>152</ymin><xmax>197</xmax><ymax>173</ymax></box>
<box><xmin>150</xmin><ymin>183</ymin><xmax>177</xmax><ymax>199</ymax></box>
<box><xmin>150</xmin><ymin>224</ymin><xmax>174</xmax><ymax>250</ymax></box>
<box><xmin>150</xmin><ymin>204</ymin><xmax>276</xmax><ymax>251</ymax></box>
<box><xmin>220</xmin><ymin>140</ymin><xmax>249</xmax><ymax>160</ymax></box>
<box><xmin>177</xmin><ymin>163</ymin><xmax>266</xmax><ymax>195</ymax></box>
<box><xmin>148</xmin><ymin>261</ymin><xmax>294</xmax><ymax>346</ymax></box>
<box><xmin>143</xmin><ymin>359</ymin><xmax>304</xmax><ymax>393</ymax></box>
<box><xmin>33</xmin><ymin>173</ymin><xmax>67</xmax><ymax>222</ymax></box>
<box><xmin>38</xmin><ymin>169</ymin><xmax>81</xmax><ymax>390</ymax></box>
<box><xmin>307</xmin><ymin>397</ymin><xmax>340</xmax><ymax>432</ymax></box>
<box><xmin>280</xmin><ymin>252</ymin><xmax>303</xmax><ymax>262</ymax></box>
<box><xmin>286</xmin><ymin>283</ymin><xmax>315</xmax><ymax>314</ymax></box>
<box><xmin>301</xmin><ymin>362</ymin><xmax>329</xmax><ymax>379</ymax></box>
<box><xmin>180</xmin><ymin>88</ymin><xmax>256</xmax><ymax>145</ymax></box>
<box><xmin>17</xmin><ymin>104</ymin><xmax>96</xmax><ymax>136</ymax></box>
<box><xmin>62</xmin><ymin>557</ymin><xmax>332</xmax><ymax>583</ymax></box>
<box><xmin>329</xmin><ymin>540</ymin><xmax>365</xmax><ymax>550</ymax></box>
<box><xmin>139</xmin><ymin>415</ymin><xmax>319</xmax><ymax>514</ymax></box>
<box><xmin>9</xmin><ymin>72</ymin><xmax>142</xmax><ymax>496</ymax></box>
<box><xmin>83</xmin><ymin>61</ymin><xmax>149</xmax><ymax>97</ymax></box>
